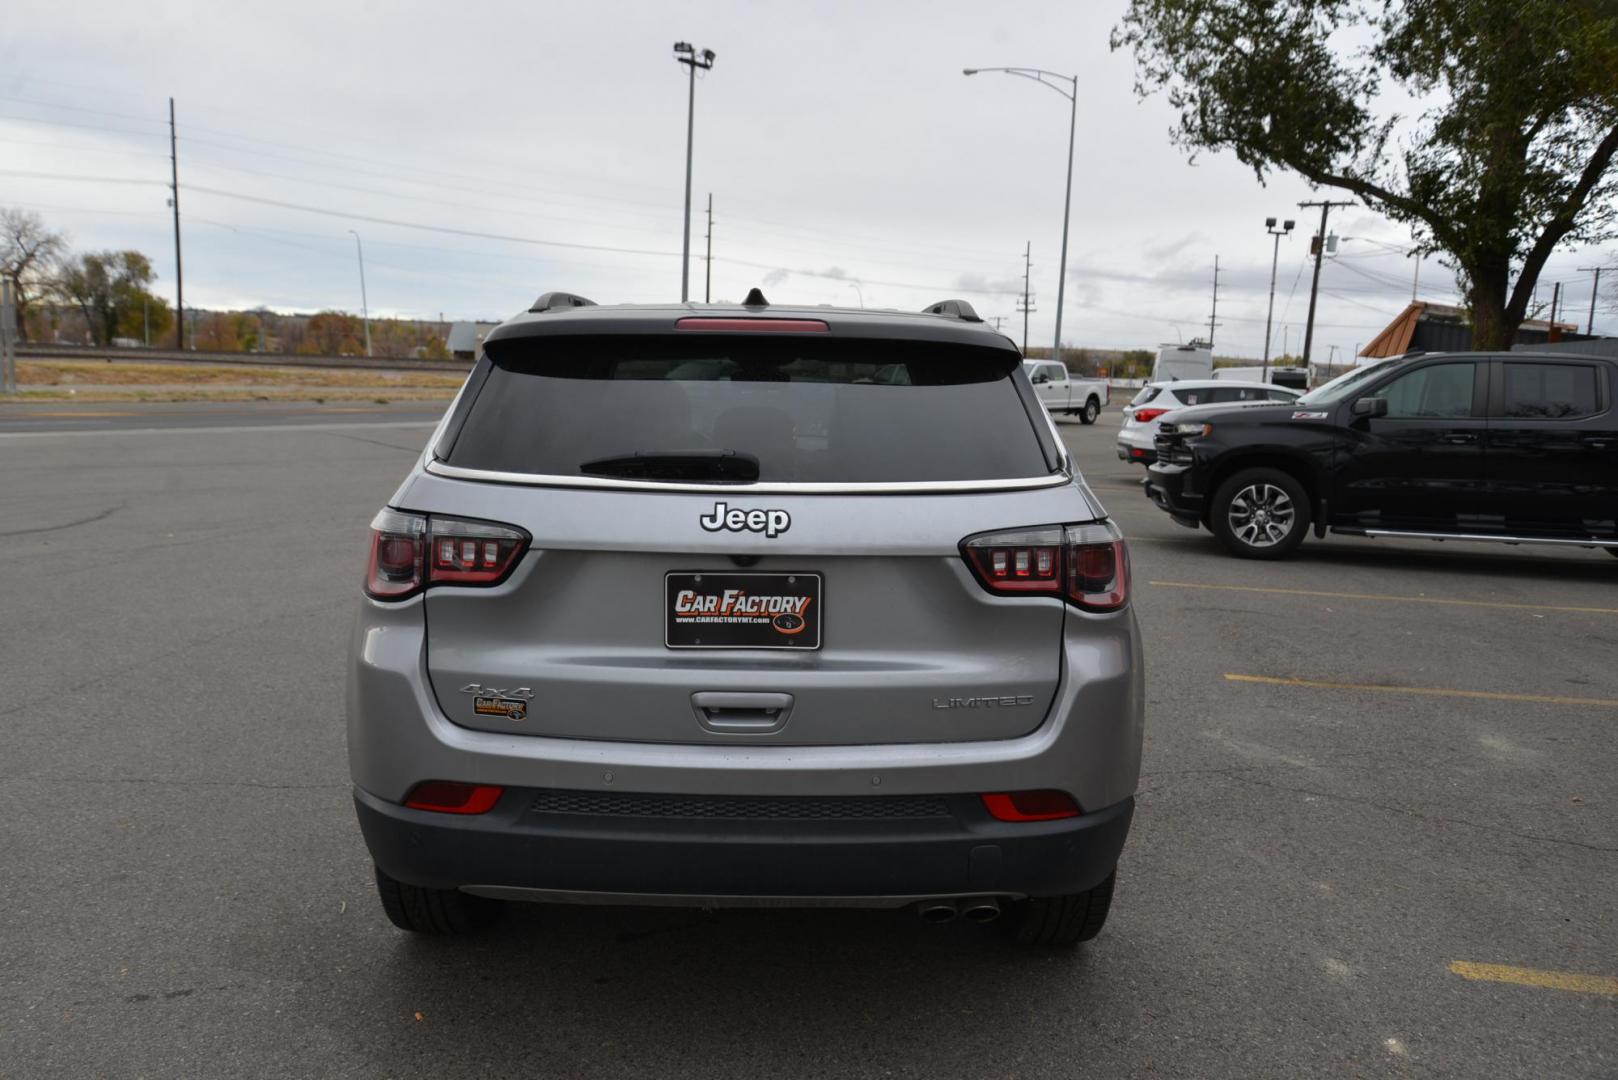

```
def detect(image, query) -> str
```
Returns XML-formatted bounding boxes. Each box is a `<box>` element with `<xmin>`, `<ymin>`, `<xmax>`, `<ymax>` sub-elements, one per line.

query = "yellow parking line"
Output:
<box><xmin>1153</xmin><ymin>580</ymin><xmax>1618</xmax><ymax>617</ymax></box>
<box><xmin>1449</xmin><ymin>961</ymin><xmax>1618</xmax><ymax>996</ymax></box>
<box><xmin>1224</xmin><ymin>674</ymin><xmax>1618</xmax><ymax>709</ymax></box>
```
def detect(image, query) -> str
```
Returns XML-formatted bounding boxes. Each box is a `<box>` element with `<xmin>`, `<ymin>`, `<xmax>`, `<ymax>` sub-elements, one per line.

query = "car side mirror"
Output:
<box><xmin>1031</xmin><ymin>372</ymin><xmax>1048</xmax><ymax>384</ymax></box>
<box><xmin>1352</xmin><ymin>396</ymin><xmax>1389</xmax><ymax>418</ymax></box>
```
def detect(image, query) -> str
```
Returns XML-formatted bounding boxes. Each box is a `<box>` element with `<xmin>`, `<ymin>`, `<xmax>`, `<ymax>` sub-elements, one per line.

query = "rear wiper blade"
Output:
<box><xmin>578</xmin><ymin>448</ymin><xmax>761</xmax><ymax>482</ymax></box>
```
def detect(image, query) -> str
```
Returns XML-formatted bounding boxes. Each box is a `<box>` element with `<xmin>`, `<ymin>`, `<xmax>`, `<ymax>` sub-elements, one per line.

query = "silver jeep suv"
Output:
<box><xmin>347</xmin><ymin>292</ymin><xmax>1144</xmax><ymax>945</ymax></box>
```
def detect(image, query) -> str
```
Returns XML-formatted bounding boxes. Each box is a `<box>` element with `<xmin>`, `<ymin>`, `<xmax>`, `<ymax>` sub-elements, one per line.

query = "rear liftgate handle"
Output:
<box><xmin>691</xmin><ymin>692</ymin><xmax>794</xmax><ymax>734</ymax></box>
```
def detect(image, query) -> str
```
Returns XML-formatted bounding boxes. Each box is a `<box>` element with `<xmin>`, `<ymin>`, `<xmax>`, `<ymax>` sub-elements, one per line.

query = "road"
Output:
<box><xmin>2</xmin><ymin>406</ymin><xmax>1614</xmax><ymax>1078</ymax></box>
<box><xmin>0</xmin><ymin>399</ymin><xmax>452</xmax><ymax>435</ymax></box>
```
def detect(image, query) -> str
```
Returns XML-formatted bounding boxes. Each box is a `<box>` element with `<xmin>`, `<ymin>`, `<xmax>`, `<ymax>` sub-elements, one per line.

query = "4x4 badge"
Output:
<box><xmin>699</xmin><ymin>501</ymin><xmax>791</xmax><ymax>539</ymax></box>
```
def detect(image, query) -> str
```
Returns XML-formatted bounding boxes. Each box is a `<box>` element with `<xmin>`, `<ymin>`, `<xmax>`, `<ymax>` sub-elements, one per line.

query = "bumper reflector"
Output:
<box><xmin>981</xmin><ymin>790</ymin><xmax>1082</xmax><ymax>822</ymax></box>
<box><xmin>404</xmin><ymin>781</ymin><xmax>505</xmax><ymax>815</ymax></box>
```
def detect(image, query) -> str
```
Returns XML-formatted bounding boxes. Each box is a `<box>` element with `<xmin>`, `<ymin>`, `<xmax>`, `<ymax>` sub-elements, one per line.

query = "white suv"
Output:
<box><xmin>1117</xmin><ymin>380</ymin><xmax>1300</xmax><ymax>464</ymax></box>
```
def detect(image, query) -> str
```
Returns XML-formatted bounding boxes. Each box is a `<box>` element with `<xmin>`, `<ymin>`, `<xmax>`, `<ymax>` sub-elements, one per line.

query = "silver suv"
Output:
<box><xmin>347</xmin><ymin>292</ymin><xmax>1144</xmax><ymax>946</ymax></box>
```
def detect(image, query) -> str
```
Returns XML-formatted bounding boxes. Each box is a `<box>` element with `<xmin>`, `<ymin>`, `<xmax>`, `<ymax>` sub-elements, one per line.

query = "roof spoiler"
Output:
<box><xmin>530</xmin><ymin>291</ymin><xmax>597</xmax><ymax>313</ymax></box>
<box><xmin>921</xmin><ymin>299</ymin><xmax>982</xmax><ymax>323</ymax></box>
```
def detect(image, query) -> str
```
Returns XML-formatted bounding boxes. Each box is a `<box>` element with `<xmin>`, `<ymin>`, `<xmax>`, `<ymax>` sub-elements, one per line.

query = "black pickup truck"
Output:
<box><xmin>1144</xmin><ymin>350</ymin><xmax>1618</xmax><ymax>559</ymax></box>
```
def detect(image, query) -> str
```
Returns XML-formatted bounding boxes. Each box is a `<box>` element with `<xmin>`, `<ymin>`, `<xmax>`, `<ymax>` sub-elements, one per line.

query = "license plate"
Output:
<box><xmin>665</xmin><ymin>572</ymin><xmax>822</xmax><ymax>650</ymax></box>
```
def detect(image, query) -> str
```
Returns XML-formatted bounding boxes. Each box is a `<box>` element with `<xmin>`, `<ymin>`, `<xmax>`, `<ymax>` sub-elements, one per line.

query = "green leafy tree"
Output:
<box><xmin>1113</xmin><ymin>0</ymin><xmax>1618</xmax><ymax>349</ymax></box>
<box><xmin>114</xmin><ymin>290</ymin><xmax>173</xmax><ymax>345</ymax></box>
<box><xmin>54</xmin><ymin>250</ymin><xmax>161</xmax><ymax>346</ymax></box>
<box><xmin>1119</xmin><ymin>349</ymin><xmax>1155</xmax><ymax>379</ymax></box>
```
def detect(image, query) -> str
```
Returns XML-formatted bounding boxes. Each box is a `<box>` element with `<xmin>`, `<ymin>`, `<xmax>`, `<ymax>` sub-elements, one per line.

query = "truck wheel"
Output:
<box><xmin>1209</xmin><ymin>468</ymin><xmax>1311</xmax><ymax>559</ymax></box>
<box><xmin>374</xmin><ymin>866</ymin><xmax>501</xmax><ymax>935</ymax></box>
<box><xmin>1002</xmin><ymin>870</ymin><xmax>1115</xmax><ymax>946</ymax></box>
<box><xmin>1079</xmin><ymin>397</ymin><xmax>1100</xmax><ymax>425</ymax></box>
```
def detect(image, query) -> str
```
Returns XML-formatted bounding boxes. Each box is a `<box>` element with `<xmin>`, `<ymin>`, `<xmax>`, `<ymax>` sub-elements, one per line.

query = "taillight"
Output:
<box><xmin>364</xmin><ymin>510</ymin><xmax>529</xmax><ymax>600</ymax></box>
<box><xmin>961</xmin><ymin>522</ymin><xmax>1130</xmax><ymax>612</ymax></box>
<box><xmin>1132</xmin><ymin>408</ymin><xmax>1168</xmax><ymax>424</ymax></box>
<box><xmin>404</xmin><ymin>781</ymin><xmax>504</xmax><ymax>815</ymax></box>
<box><xmin>366</xmin><ymin>509</ymin><xmax>427</xmax><ymax>599</ymax></box>
<box><xmin>981</xmin><ymin>791</ymin><xmax>1082</xmax><ymax>821</ymax></box>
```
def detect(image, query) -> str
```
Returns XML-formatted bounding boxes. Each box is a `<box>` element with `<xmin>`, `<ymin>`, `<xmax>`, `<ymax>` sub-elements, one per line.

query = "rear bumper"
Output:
<box><xmin>1116</xmin><ymin>441</ymin><xmax>1156</xmax><ymax>464</ymax></box>
<box><xmin>355</xmin><ymin>786</ymin><xmax>1133</xmax><ymax>901</ymax></box>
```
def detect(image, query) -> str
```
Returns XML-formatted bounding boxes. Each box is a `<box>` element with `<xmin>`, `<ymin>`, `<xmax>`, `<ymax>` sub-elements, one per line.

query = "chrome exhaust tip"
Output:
<box><xmin>961</xmin><ymin>899</ymin><xmax>1001</xmax><ymax>923</ymax></box>
<box><xmin>916</xmin><ymin>901</ymin><xmax>959</xmax><ymax>924</ymax></box>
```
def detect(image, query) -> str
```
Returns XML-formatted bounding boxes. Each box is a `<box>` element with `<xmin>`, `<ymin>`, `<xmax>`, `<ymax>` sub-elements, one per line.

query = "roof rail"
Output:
<box><xmin>922</xmin><ymin>299</ymin><xmax>982</xmax><ymax>323</ymax></box>
<box><xmin>530</xmin><ymin>291</ymin><xmax>597</xmax><ymax>313</ymax></box>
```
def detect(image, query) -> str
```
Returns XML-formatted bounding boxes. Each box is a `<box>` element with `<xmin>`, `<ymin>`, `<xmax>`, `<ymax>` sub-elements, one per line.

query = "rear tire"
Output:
<box><xmin>374</xmin><ymin>866</ymin><xmax>501</xmax><ymax>935</ymax></box>
<box><xmin>1079</xmin><ymin>397</ymin><xmax>1100</xmax><ymax>424</ymax></box>
<box><xmin>1002</xmin><ymin>871</ymin><xmax>1115</xmax><ymax>946</ymax></box>
<box><xmin>1209</xmin><ymin>467</ymin><xmax>1311</xmax><ymax>559</ymax></box>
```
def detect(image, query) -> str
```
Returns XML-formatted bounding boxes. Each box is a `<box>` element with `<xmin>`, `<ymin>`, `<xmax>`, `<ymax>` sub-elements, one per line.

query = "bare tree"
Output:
<box><xmin>1</xmin><ymin>208</ymin><xmax>68</xmax><ymax>341</ymax></box>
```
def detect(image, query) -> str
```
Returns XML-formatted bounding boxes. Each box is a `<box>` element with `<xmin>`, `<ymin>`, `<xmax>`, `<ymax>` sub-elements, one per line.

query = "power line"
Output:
<box><xmin>6</xmin><ymin>106</ymin><xmax>1026</xmax><ymax>269</ymax></box>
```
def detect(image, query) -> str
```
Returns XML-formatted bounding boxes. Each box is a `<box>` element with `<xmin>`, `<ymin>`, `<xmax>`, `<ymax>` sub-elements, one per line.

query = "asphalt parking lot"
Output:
<box><xmin>2</xmin><ymin>401</ymin><xmax>1615</xmax><ymax>1078</ymax></box>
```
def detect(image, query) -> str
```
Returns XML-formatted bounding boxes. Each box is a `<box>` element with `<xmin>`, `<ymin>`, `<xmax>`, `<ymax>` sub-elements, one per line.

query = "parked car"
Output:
<box><xmin>1145</xmin><ymin>352</ymin><xmax>1618</xmax><ymax>559</ymax></box>
<box><xmin>348</xmin><ymin>291</ymin><xmax>1144</xmax><ymax>945</ymax></box>
<box><xmin>1022</xmin><ymin>359</ymin><xmax>1110</xmax><ymax>424</ymax></box>
<box><xmin>1118</xmin><ymin>380</ymin><xmax>1301</xmax><ymax>465</ymax></box>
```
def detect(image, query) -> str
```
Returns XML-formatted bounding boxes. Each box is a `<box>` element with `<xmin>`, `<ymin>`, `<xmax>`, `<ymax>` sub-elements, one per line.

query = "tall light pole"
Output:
<box><xmin>348</xmin><ymin>229</ymin><xmax>371</xmax><ymax>358</ymax></box>
<box><xmin>964</xmin><ymin>67</ymin><xmax>1077</xmax><ymax>365</ymax></box>
<box><xmin>674</xmin><ymin>42</ymin><xmax>716</xmax><ymax>303</ymax></box>
<box><xmin>1261</xmin><ymin>217</ymin><xmax>1294</xmax><ymax>378</ymax></box>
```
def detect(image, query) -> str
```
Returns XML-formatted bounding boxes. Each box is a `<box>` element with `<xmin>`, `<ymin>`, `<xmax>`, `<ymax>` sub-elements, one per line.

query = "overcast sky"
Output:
<box><xmin>4</xmin><ymin>0</ymin><xmax>1614</xmax><ymax>358</ymax></box>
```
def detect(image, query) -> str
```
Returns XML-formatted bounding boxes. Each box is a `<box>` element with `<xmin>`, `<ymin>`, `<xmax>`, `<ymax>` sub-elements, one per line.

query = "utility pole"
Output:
<box><xmin>1578</xmin><ymin>267</ymin><xmax>1603</xmax><ymax>335</ymax></box>
<box><xmin>1298</xmin><ymin>199</ymin><xmax>1352</xmax><ymax>366</ymax></box>
<box><xmin>168</xmin><ymin>97</ymin><xmax>184</xmax><ymax>349</ymax></box>
<box><xmin>673</xmin><ymin>42</ymin><xmax>716</xmax><ymax>303</ymax></box>
<box><xmin>703</xmin><ymin>193</ymin><xmax>714</xmax><ymax>303</ymax></box>
<box><xmin>1</xmin><ymin>277</ymin><xmax>17</xmax><ymax>395</ymax></box>
<box><xmin>1207</xmin><ymin>255</ymin><xmax>1221</xmax><ymax>347</ymax></box>
<box><xmin>1411</xmin><ymin>251</ymin><xmax>1421</xmax><ymax>302</ymax></box>
<box><xmin>1549</xmin><ymin>281</ymin><xmax>1561</xmax><ymax>331</ymax></box>
<box><xmin>989</xmin><ymin>315</ymin><xmax>1007</xmax><ymax>332</ymax></box>
<box><xmin>1017</xmin><ymin>241</ymin><xmax>1035</xmax><ymax>354</ymax></box>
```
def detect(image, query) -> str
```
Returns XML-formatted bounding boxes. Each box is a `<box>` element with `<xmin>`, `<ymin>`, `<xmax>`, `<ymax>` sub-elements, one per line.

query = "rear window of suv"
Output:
<box><xmin>444</xmin><ymin>336</ymin><xmax>1054</xmax><ymax>484</ymax></box>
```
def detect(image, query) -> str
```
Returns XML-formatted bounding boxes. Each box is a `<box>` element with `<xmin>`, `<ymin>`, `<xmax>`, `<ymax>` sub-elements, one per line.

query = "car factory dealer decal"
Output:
<box><xmin>460</xmin><ymin>684</ymin><xmax>534</xmax><ymax>722</ymax></box>
<box><xmin>666</xmin><ymin>572</ymin><xmax>822</xmax><ymax>649</ymax></box>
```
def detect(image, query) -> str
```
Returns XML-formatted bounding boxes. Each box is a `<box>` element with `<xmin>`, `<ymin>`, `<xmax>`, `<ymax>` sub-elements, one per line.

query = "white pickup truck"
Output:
<box><xmin>1022</xmin><ymin>359</ymin><xmax>1110</xmax><ymax>424</ymax></box>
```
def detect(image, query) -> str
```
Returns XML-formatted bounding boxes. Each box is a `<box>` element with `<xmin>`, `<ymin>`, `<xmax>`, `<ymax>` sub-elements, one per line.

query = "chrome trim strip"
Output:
<box><xmin>1346</xmin><ymin>528</ymin><xmax>1618</xmax><ymax>549</ymax></box>
<box><xmin>424</xmin><ymin>458</ymin><xmax>1072</xmax><ymax>495</ymax></box>
<box><xmin>458</xmin><ymin>885</ymin><xmax>1022</xmax><ymax>908</ymax></box>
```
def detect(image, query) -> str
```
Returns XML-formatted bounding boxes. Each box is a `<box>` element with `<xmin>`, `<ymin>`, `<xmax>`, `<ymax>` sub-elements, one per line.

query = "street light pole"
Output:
<box><xmin>674</xmin><ymin>42</ymin><xmax>716</xmax><ymax>303</ymax></box>
<box><xmin>964</xmin><ymin>67</ymin><xmax>1078</xmax><ymax>366</ymax></box>
<box><xmin>348</xmin><ymin>229</ymin><xmax>371</xmax><ymax>358</ymax></box>
<box><xmin>1261</xmin><ymin>217</ymin><xmax>1295</xmax><ymax>379</ymax></box>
